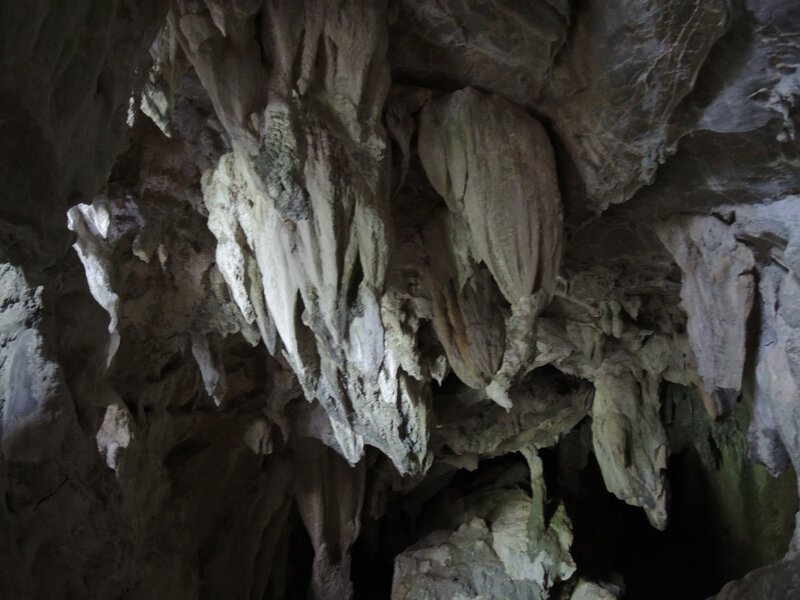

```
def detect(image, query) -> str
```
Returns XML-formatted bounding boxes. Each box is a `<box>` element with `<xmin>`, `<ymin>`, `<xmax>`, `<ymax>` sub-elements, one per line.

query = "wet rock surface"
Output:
<box><xmin>1</xmin><ymin>0</ymin><xmax>799</xmax><ymax>598</ymax></box>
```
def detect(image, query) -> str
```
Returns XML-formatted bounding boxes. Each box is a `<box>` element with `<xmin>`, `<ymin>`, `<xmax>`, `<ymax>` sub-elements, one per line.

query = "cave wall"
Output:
<box><xmin>0</xmin><ymin>0</ymin><xmax>799</xmax><ymax>598</ymax></box>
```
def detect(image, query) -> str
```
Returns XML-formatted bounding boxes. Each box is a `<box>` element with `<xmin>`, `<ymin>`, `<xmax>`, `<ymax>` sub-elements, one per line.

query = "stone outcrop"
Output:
<box><xmin>392</xmin><ymin>450</ymin><xmax>575</xmax><ymax>600</ymax></box>
<box><xmin>1</xmin><ymin>0</ymin><xmax>799</xmax><ymax>599</ymax></box>
<box><xmin>658</xmin><ymin>215</ymin><xmax>756</xmax><ymax>418</ymax></box>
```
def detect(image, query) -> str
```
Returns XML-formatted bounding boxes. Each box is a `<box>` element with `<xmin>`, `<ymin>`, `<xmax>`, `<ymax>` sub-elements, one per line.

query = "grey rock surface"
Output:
<box><xmin>658</xmin><ymin>214</ymin><xmax>756</xmax><ymax>418</ymax></box>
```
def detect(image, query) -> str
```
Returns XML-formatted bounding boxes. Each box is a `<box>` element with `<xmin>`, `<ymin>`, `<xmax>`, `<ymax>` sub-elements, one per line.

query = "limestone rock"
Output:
<box><xmin>712</xmin><ymin>558</ymin><xmax>800</xmax><ymax>600</ymax></box>
<box><xmin>418</xmin><ymin>87</ymin><xmax>563</xmax><ymax>406</ymax></box>
<box><xmin>389</xmin><ymin>0</ymin><xmax>569</xmax><ymax>107</ymax></box>
<box><xmin>391</xmin><ymin>450</ymin><xmax>575</xmax><ymax>600</ymax></box>
<box><xmin>540</xmin><ymin>0</ymin><xmax>732</xmax><ymax>211</ymax></box>
<box><xmin>96</xmin><ymin>402</ymin><xmax>137</xmax><ymax>472</ymax></box>
<box><xmin>419</xmin><ymin>88</ymin><xmax>561</xmax><ymax>306</ymax></box>
<box><xmin>175</xmin><ymin>0</ymin><xmax>437</xmax><ymax>475</ymax></box>
<box><xmin>570</xmin><ymin>579</ymin><xmax>622</xmax><ymax>600</ymax></box>
<box><xmin>432</xmin><ymin>368</ymin><xmax>592</xmax><ymax>464</ymax></box>
<box><xmin>1</xmin><ymin>0</ymin><xmax>800</xmax><ymax>598</ymax></box>
<box><xmin>663</xmin><ymin>384</ymin><xmax>798</xmax><ymax>580</ymax></box>
<box><xmin>591</xmin><ymin>367</ymin><xmax>670</xmax><ymax>530</ymax></box>
<box><xmin>295</xmin><ymin>438</ymin><xmax>366</xmax><ymax>600</ymax></box>
<box><xmin>422</xmin><ymin>212</ymin><xmax>506</xmax><ymax>389</ymax></box>
<box><xmin>658</xmin><ymin>215</ymin><xmax>756</xmax><ymax>418</ymax></box>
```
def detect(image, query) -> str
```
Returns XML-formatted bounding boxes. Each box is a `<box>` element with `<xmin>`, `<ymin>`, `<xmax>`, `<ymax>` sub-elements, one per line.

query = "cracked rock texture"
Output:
<box><xmin>1</xmin><ymin>0</ymin><xmax>799</xmax><ymax>599</ymax></box>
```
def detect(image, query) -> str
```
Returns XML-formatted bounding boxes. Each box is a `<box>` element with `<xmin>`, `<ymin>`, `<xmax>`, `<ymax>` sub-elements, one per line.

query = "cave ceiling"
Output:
<box><xmin>1</xmin><ymin>1</ymin><xmax>800</xmax><ymax>598</ymax></box>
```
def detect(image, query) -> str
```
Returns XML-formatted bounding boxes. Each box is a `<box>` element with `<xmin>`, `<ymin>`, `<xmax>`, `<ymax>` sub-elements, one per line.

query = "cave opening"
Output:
<box><xmin>544</xmin><ymin>431</ymin><xmax>725</xmax><ymax>599</ymax></box>
<box><xmin>352</xmin><ymin>452</ymin><xmax>533</xmax><ymax>599</ymax></box>
<box><xmin>351</xmin><ymin>508</ymin><xmax>399</xmax><ymax>600</ymax></box>
<box><xmin>348</xmin><ymin>395</ymin><xmax>797</xmax><ymax>600</ymax></box>
<box><xmin>543</xmin><ymin>391</ymin><xmax>798</xmax><ymax>600</ymax></box>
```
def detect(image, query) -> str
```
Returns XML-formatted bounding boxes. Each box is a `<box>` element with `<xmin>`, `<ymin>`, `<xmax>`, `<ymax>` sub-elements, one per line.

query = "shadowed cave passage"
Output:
<box><xmin>349</xmin><ymin>391</ymin><xmax>798</xmax><ymax>600</ymax></box>
<box><xmin>352</xmin><ymin>452</ymin><xmax>536</xmax><ymax>599</ymax></box>
<box><xmin>545</xmin><ymin>434</ymin><xmax>729</xmax><ymax>600</ymax></box>
<box><xmin>545</xmin><ymin>391</ymin><xmax>799</xmax><ymax>599</ymax></box>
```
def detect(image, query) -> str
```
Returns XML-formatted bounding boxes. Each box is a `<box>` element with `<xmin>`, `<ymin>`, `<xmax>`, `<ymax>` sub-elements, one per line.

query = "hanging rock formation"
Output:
<box><xmin>1</xmin><ymin>0</ymin><xmax>799</xmax><ymax>599</ymax></box>
<box><xmin>658</xmin><ymin>215</ymin><xmax>756</xmax><ymax>418</ymax></box>
<box><xmin>418</xmin><ymin>87</ymin><xmax>563</xmax><ymax>407</ymax></box>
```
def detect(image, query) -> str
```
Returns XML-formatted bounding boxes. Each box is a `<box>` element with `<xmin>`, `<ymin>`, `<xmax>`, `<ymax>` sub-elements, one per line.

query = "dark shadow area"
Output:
<box><xmin>351</xmin><ymin>390</ymin><xmax>796</xmax><ymax>599</ymax></box>
<box><xmin>351</xmin><ymin>513</ymin><xmax>398</xmax><ymax>599</ymax></box>
<box><xmin>548</xmin><ymin>416</ymin><xmax>796</xmax><ymax>600</ymax></box>
<box><xmin>283</xmin><ymin>504</ymin><xmax>315</xmax><ymax>600</ymax></box>
<box><xmin>548</xmin><ymin>429</ymin><xmax>724</xmax><ymax>599</ymax></box>
<box><xmin>352</xmin><ymin>452</ymin><xmax>532</xmax><ymax>599</ymax></box>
